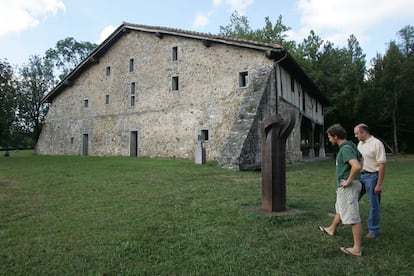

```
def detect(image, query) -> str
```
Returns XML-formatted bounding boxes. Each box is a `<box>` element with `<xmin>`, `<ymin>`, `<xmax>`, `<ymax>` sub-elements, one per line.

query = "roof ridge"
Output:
<box><xmin>121</xmin><ymin>21</ymin><xmax>284</xmax><ymax>50</ymax></box>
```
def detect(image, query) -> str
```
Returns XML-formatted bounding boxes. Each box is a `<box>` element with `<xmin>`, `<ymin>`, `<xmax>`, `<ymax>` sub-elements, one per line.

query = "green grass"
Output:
<box><xmin>0</xmin><ymin>151</ymin><xmax>413</xmax><ymax>275</ymax></box>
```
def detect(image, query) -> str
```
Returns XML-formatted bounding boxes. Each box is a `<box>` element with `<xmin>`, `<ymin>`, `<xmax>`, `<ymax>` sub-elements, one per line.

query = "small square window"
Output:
<box><xmin>130</xmin><ymin>95</ymin><xmax>135</xmax><ymax>106</ymax></box>
<box><xmin>84</xmin><ymin>99</ymin><xmax>89</xmax><ymax>108</ymax></box>
<box><xmin>201</xmin><ymin>129</ymin><xmax>209</xmax><ymax>141</ymax></box>
<box><xmin>172</xmin><ymin>76</ymin><xmax>179</xmax><ymax>91</ymax></box>
<box><xmin>106</xmin><ymin>66</ymin><xmax>111</xmax><ymax>76</ymax></box>
<box><xmin>239</xmin><ymin>71</ymin><xmax>249</xmax><ymax>87</ymax></box>
<box><xmin>105</xmin><ymin>94</ymin><xmax>110</xmax><ymax>105</ymax></box>
<box><xmin>172</xmin><ymin>46</ymin><xmax>178</xmax><ymax>61</ymax></box>
<box><xmin>129</xmin><ymin>58</ymin><xmax>134</xmax><ymax>72</ymax></box>
<box><xmin>131</xmin><ymin>82</ymin><xmax>136</xmax><ymax>94</ymax></box>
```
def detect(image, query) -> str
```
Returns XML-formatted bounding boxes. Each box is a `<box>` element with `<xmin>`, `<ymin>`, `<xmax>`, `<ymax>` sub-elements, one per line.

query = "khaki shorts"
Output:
<box><xmin>335</xmin><ymin>180</ymin><xmax>362</xmax><ymax>224</ymax></box>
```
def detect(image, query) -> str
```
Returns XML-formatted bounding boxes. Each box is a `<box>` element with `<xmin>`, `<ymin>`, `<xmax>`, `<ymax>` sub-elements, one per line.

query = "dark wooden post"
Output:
<box><xmin>261</xmin><ymin>109</ymin><xmax>296</xmax><ymax>212</ymax></box>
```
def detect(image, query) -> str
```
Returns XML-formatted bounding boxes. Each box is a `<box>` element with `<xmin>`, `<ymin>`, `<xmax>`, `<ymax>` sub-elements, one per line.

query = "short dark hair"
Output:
<box><xmin>326</xmin><ymin>124</ymin><xmax>347</xmax><ymax>139</ymax></box>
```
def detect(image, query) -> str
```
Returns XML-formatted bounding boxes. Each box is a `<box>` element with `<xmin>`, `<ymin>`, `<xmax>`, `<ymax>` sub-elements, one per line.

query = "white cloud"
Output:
<box><xmin>224</xmin><ymin>0</ymin><xmax>255</xmax><ymax>15</ymax></box>
<box><xmin>193</xmin><ymin>12</ymin><xmax>211</xmax><ymax>28</ymax></box>
<box><xmin>294</xmin><ymin>0</ymin><xmax>414</xmax><ymax>46</ymax></box>
<box><xmin>212</xmin><ymin>0</ymin><xmax>223</xmax><ymax>7</ymax></box>
<box><xmin>193</xmin><ymin>0</ymin><xmax>255</xmax><ymax>29</ymax></box>
<box><xmin>212</xmin><ymin>0</ymin><xmax>255</xmax><ymax>14</ymax></box>
<box><xmin>97</xmin><ymin>25</ymin><xmax>116</xmax><ymax>44</ymax></box>
<box><xmin>0</xmin><ymin>0</ymin><xmax>65</xmax><ymax>38</ymax></box>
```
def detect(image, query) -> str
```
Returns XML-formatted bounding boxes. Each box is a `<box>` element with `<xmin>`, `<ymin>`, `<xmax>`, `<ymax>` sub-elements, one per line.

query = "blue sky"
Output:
<box><xmin>1</xmin><ymin>0</ymin><xmax>413</xmax><ymax>67</ymax></box>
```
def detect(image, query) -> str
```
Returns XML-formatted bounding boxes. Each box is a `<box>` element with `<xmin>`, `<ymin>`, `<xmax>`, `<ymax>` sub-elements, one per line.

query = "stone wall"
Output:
<box><xmin>36</xmin><ymin>30</ymin><xmax>275</xmax><ymax>164</ymax></box>
<box><xmin>36</xmin><ymin>28</ymin><xmax>325</xmax><ymax>169</ymax></box>
<box><xmin>217</xmin><ymin>65</ymin><xmax>276</xmax><ymax>169</ymax></box>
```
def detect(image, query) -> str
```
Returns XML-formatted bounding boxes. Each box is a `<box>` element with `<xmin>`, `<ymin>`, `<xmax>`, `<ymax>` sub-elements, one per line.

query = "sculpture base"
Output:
<box><xmin>249</xmin><ymin>207</ymin><xmax>305</xmax><ymax>217</ymax></box>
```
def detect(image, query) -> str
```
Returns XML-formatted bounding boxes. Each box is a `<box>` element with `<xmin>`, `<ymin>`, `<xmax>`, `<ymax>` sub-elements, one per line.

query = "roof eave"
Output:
<box><xmin>267</xmin><ymin>50</ymin><xmax>330</xmax><ymax>106</ymax></box>
<box><xmin>43</xmin><ymin>22</ymin><xmax>328</xmax><ymax>106</ymax></box>
<box><xmin>42</xmin><ymin>24</ymin><xmax>128</xmax><ymax>103</ymax></box>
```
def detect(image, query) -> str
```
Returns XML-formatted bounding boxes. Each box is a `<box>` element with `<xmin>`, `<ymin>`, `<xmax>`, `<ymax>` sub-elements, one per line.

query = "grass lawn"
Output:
<box><xmin>0</xmin><ymin>151</ymin><xmax>413</xmax><ymax>275</ymax></box>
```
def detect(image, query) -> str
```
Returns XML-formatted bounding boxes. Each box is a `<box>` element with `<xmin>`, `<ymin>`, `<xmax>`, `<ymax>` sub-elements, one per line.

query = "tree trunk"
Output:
<box><xmin>392</xmin><ymin>93</ymin><xmax>399</xmax><ymax>153</ymax></box>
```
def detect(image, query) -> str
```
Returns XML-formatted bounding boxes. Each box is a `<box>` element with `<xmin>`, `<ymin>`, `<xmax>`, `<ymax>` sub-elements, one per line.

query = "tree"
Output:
<box><xmin>45</xmin><ymin>37</ymin><xmax>97</xmax><ymax>81</ymax></box>
<box><xmin>295</xmin><ymin>33</ymin><xmax>366</xmax><ymax>134</ymax></box>
<box><xmin>219</xmin><ymin>12</ymin><xmax>294</xmax><ymax>50</ymax></box>
<box><xmin>252</xmin><ymin>15</ymin><xmax>295</xmax><ymax>51</ymax></box>
<box><xmin>0</xmin><ymin>59</ymin><xmax>17</xmax><ymax>148</ymax></box>
<box><xmin>382</xmin><ymin>42</ymin><xmax>404</xmax><ymax>153</ymax></box>
<box><xmin>397</xmin><ymin>25</ymin><xmax>414</xmax><ymax>56</ymax></box>
<box><xmin>17</xmin><ymin>55</ymin><xmax>55</xmax><ymax>143</ymax></box>
<box><xmin>367</xmin><ymin>42</ymin><xmax>404</xmax><ymax>152</ymax></box>
<box><xmin>343</xmin><ymin>35</ymin><xmax>366</xmax><ymax>122</ymax></box>
<box><xmin>219</xmin><ymin>11</ymin><xmax>254</xmax><ymax>39</ymax></box>
<box><xmin>397</xmin><ymin>55</ymin><xmax>414</xmax><ymax>152</ymax></box>
<box><xmin>396</xmin><ymin>25</ymin><xmax>414</xmax><ymax>152</ymax></box>
<box><xmin>296</xmin><ymin>30</ymin><xmax>324</xmax><ymax>64</ymax></box>
<box><xmin>294</xmin><ymin>30</ymin><xmax>325</xmax><ymax>91</ymax></box>
<box><xmin>8</xmin><ymin>37</ymin><xmax>97</xmax><ymax>148</ymax></box>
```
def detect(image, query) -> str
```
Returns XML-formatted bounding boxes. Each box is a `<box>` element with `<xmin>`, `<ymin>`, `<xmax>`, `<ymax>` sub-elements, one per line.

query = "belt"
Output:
<box><xmin>361</xmin><ymin>171</ymin><xmax>378</xmax><ymax>174</ymax></box>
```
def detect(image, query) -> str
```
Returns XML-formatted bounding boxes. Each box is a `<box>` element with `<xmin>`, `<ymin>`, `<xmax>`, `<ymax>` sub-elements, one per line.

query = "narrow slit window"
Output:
<box><xmin>239</xmin><ymin>71</ymin><xmax>249</xmax><ymax>87</ymax></box>
<box><xmin>302</xmin><ymin>94</ymin><xmax>305</xmax><ymax>112</ymax></box>
<box><xmin>106</xmin><ymin>66</ymin><xmax>111</xmax><ymax>76</ymax></box>
<box><xmin>130</xmin><ymin>82</ymin><xmax>136</xmax><ymax>94</ymax></box>
<box><xmin>290</xmin><ymin>75</ymin><xmax>295</xmax><ymax>92</ymax></box>
<box><xmin>129</xmin><ymin>58</ymin><xmax>134</xmax><ymax>72</ymax></box>
<box><xmin>172</xmin><ymin>76</ymin><xmax>179</xmax><ymax>91</ymax></box>
<box><xmin>130</xmin><ymin>95</ymin><xmax>136</xmax><ymax>106</ymax></box>
<box><xmin>105</xmin><ymin>94</ymin><xmax>110</xmax><ymax>105</ymax></box>
<box><xmin>84</xmin><ymin>99</ymin><xmax>89</xmax><ymax>108</ymax></box>
<box><xmin>172</xmin><ymin>46</ymin><xmax>178</xmax><ymax>61</ymax></box>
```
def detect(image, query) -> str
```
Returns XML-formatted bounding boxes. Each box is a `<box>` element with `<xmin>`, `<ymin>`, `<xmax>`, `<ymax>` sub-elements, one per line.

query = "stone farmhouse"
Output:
<box><xmin>36</xmin><ymin>22</ymin><xmax>329</xmax><ymax>170</ymax></box>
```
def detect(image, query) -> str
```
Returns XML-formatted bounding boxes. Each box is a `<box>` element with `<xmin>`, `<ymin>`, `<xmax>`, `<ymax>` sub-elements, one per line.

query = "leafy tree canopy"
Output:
<box><xmin>0</xmin><ymin>59</ymin><xmax>17</xmax><ymax>148</ymax></box>
<box><xmin>45</xmin><ymin>37</ymin><xmax>97</xmax><ymax>81</ymax></box>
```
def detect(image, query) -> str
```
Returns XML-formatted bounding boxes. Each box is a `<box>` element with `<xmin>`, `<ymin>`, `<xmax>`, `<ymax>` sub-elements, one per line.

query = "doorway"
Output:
<box><xmin>130</xmin><ymin>131</ymin><xmax>138</xmax><ymax>157</ymax></box>
<box><xmin>82</xmin><ymin>134</ymin><xmax>88</xmax><ymax>156</ymax></box>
